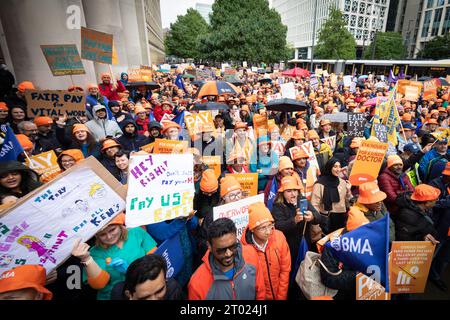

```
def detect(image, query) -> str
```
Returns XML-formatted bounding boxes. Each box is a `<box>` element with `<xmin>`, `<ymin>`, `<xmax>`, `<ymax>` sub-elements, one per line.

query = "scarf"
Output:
<box><xmin>316</xmin><ymin>158</ymin><xmax>341</xmax><ymax>211</ymax></box>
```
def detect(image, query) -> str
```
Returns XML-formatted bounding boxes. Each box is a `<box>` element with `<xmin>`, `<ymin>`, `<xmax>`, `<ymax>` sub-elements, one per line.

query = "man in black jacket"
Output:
<box><xmin>117</xmin><ymin>119</ymin><xmax>150</xmax><ymax>152</ymax></box>
<box><xmin>33</xmin><ymin>116</ymin><xmax>61</xmax><ymax>154</ymax></box>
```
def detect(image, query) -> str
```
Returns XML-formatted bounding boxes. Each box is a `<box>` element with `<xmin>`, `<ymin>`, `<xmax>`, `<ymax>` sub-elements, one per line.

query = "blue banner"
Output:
<box><xmin>266</xmin><ymin>177</ymin><xmax>278</xmax><ymax>211</ymax></box>
<box><xmin>0</xmin><ymin>125</ymin><xmax>24</xmax><ymax>162</ymax></box>
<box><xmin>154</xmin><ymin>232</ymin><xmax>184</xmax><ymax>278</ymax></box>
<box><xmin>325</xmin><ymin>214</ymin><xmax>390</xmax><ymax>291</ymax></box>
<box><xmin>291</xmin><ymin>237</ymin><xmax>308</xmax><ymax>284</ymax></box>
<box><xmin>175</xmin><ymin>74</ymin><xmax>187</xmax><ymax>93</ymax></box>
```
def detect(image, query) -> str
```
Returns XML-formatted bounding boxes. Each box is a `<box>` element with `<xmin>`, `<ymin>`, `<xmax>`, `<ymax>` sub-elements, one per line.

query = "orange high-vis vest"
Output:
<box><xmin>232</xmin><ymin>138</ymin><xmax>254</xmax><ymax>165</ymax></box>
<box><xmin>299</xmin><ymin>166</ymin><xmax>318</xmax><ymax>200</ymax></box>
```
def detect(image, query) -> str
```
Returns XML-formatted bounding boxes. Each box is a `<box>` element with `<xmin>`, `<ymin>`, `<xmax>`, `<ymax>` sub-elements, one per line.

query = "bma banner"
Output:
<box><xmin>347</xmin><ymin>113</ymin><xmax>366</xmax><ymax>138</ymax></box>
<box><xmin>41</xmin><ymin>44</ymin><xmax>85</xmax><ymax>76</ymax></box>
<box><xmin>213</xmin><ymin>194</ymin><xmax>264</xmax><ymax>238</ymax></box>
<box><xmin>0</xmin><ymin>160</ymin><xmax>126</xmax><ymax>274</ymax></box>
<box><xmin>154</xmin><ymin>232</ymin><xmax>184</xmax><ymax>279</ymax></box>
<box><xmin>25</xmin><ymin>150</ymin><xmax>60</xmax><ymax>182</ymax></box>
<box><xmin>81</xmin><ymin>27</ymin><xmax>113</xmax><ymax>64</ymax></box>
<box><xmin>349</xmin><ymin>140</ymin><xmax>388</xmax><ymax>186</ymax></box>
<box><xmin>24</xmin><ymin>90</ymin><xmax>86</xmax><ymax>118</ymax></box>
<box><xmin>389</xmin><ymin>241</ymin><xmax>435</xmax><ymax>294</ymax></box>
<box><xmin>125</xmin><ymin>154</ymin><xmax>195</xmax><ymax>227</ymax></box>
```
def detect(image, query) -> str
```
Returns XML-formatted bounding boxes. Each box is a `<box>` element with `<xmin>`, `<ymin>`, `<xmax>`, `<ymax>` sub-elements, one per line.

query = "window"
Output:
<box><xmin>443</xmin><ymin>7</ymin><xmax>450</xmax><ymax>34</ymax></box>
<box><xmin>358</xmin><ymin>16</ymin><xmax>364</xmax><ymax>27</ymax></box>
<box><xmin>352</xmin><ymin>1</ymin><xmax>358</xmax><ymax>13</ymax></box>
<box><xmin>432</xmin><ymin>8</ymin><xmax>443</xmax><ymax>35</ymax></box>
<box><xmin>344</xmin><ymin>0</ymin><xmax>351</xmax><ymax>11</ymax></box>
<box><xmin>367</xmin><ymin>4</ymin><xmax>372</xmax><ymax>15</ymax></box>
<box><xmin>343</xmin><ymin>14</ymin><xmax>350</xmax><ymax>24</ymax></box>
<box><xmin>364</xmin><ymin>30</ymin><xmax>369</xmax><ymax>40</ymax></box>
<box><xmin>350</xmin><ymin>15</ymin><xmax>357</xmax><ymax>27</ymax></box>
<box><xmin>422</xmin><ymin>10</ymin><xmax>432</xmax><ymax>37</ymax></box>
<box><xmin>437</xmin><ymin>0</ymin><xmax>445</xmax><ymax>6</ymax></box>
<box><xmin>427</xmin><ymin>0</ymin><xmax>434</xmax><ymax>8</ymax></box>
<box><xmin>356</xmin><ymin>29</ymin><xmax>363</xmax><ymax>40</ymax></box>
<box><xmin>364</xmin><ymin>17</ymin><xmax>369</xmax><ymax>28</ymax></box>
<box><xmin>360</xmin><ymin>2</ymin><xmax>366</xmax><ymax>14</ymax></box>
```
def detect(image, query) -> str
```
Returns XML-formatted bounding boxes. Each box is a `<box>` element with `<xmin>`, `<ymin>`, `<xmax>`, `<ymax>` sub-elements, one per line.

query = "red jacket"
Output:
<box><xmin>135</xmin><ymin>117</ymin><xmax>150</xmax><ymax>135</ymax></box>
<box><xmin>153</xmin><ymin>105</ymin><xmax>173</xmax><ymax>122</ymax></box>
<box><xmin>241</xmin><ymin>227</ymin><xmax>291</xmax><ymax>300</ymax></box>
<box><xmin>98</xmin><ymin>80</ymin><xmax>126</xmax><ymax>101</ymax></box>
<box><xmin>188</xmin><ymin>243</ymin><xmax>266</xmax><ymax>300</ymax></box>
<box><xmin>378</xmin><ymin>167</ymin><xmax>414</xmax><ymax>214</ymax></box>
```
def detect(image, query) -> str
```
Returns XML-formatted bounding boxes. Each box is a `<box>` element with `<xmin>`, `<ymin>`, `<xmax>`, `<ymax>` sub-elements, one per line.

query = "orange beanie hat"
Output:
<box><xmin>220</xmin><ymin>175</ymin><xmax>242</xmax><ymax>198</ymax></box>
<box><xmin>58</xmin><ymin>149</ymin><xmax>85</xmax><ymax>163</ymax></box>
<box><xmin>248</xmin><ymin>202</ymin><xmax>274</xmax><ymax>231</ymax></box>
<box><xmin>17</xmin><ymin>81</ymin><xmax>35</xmax><ymax>93</ymax></box>
<box><xmin>15</xmin><ymin>134</ymin><xmax>33</xmax><ymax>150</ymax></box>
<box><xmin>0</xmin><ymin>102</ymin><xmax>8</xmax><ymax>111</ymax></box>
<box><xmin>200</xmin><ymin>169</ymin><xmax>219</xmax><ymax>193</ymax></box>
<box><xmin>34</xmin><ymin>116</ymin><xmax>53</xmax><ymax>127</ymax></box>
<box><xmin>72</xmin><ymin>123</ymin><xmax>89</xmax><ymax>135</ymax></box>
<box><xmin>387</xmin><ymin>155</ymin><xmax>403</xmax><ymax>168</ymax></box>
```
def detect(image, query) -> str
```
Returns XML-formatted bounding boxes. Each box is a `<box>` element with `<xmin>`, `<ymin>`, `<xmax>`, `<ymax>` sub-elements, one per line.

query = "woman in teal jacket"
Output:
<box><xmin>250</xmin><ymin>135</ymin><xmax>280</xmax><ymax>191</ymax></box>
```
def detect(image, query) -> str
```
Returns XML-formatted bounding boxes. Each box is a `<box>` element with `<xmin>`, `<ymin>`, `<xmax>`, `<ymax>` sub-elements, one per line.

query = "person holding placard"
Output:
<box><xmin>56</xmin><ymin>149</ymin><xmax>84</xmax><ymax>171</ymax></box>
<box><xmin>308</xmin><ymin>129</ymin><xmax>333</xmax><ymax>172</ymax></box>
<box><xmin>71</xmin><ymin>213</ymin><xmax>158</xmax><ymax>300</ymax></box>
<box><xmin>264</xmin><ymin>156</ymin><xmax>301</xmax><ymax>205</ymax></box>
<box><xmin>162</xmin><ymin>121</ymin><xmax>182</xmax><ymax>141</ymax></box>
<box><xmin>99</xmin><ymin>138</ymin><xmax>123</xmax><ymax>181</ymax></box>
<box><xmin>284</xmin><ymin>130</ymin><xmax>306</xmax><ymax>158</ymax></box>
<box><xmin>230</xmin><ymin>121</ymin><xmax>254</xmax><ymax>165</ymax></box>
<box><xmin>225</xmin><ymin>152</ymin><xmax>250</xmax><ymax>174</ymax></box>
<box><xmin>98</xmin><ymin>73</ymin><xmax>126</xmax><ymax>102</ymax></box>
<box><xmin>292</xmin><ymin>147</ymin><xmax>317</xmax><ymax>201</ymax></box>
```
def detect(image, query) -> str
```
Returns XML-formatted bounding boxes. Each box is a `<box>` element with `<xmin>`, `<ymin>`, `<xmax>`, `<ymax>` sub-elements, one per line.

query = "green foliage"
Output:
<box><xmin>315</xmin><ymin>7</ymin><xmax>356</xmax><ymax>59</ymax></box>
<box><xmin>164</xmin><ymin>9</ymin><xmax>209</xmax><ymax>60</ymax></box>
<box><xmin>417</xmin><ymin>33</ymin><xmax>450</xmax><ymax>60</ymax></box>
<box><xmin>198</xmin><ymin>0</ymin><xmax>290</xmax><ymax>63</ymax></box>
<box><xmin>363</xmin><ymin>32</ymin><xmax>406</xmax><ymax>59</ymax></box>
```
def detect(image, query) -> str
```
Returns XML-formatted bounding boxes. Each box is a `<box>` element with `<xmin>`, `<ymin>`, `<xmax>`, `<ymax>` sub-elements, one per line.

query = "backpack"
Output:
<box><xmin>295</xmin><ymin>251</ymin><xmax>341</xmax><ymax>300</ymax></box>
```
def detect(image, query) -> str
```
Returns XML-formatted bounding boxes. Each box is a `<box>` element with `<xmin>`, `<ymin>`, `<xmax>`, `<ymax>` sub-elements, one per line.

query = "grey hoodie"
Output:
<box><xmin>85</xmin><ymin>104</ymin><xmax>123</xmax><ymax>142</ymax></box>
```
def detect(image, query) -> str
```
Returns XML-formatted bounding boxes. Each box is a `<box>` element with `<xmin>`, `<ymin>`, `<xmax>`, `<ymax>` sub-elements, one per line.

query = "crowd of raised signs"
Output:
<box><xmin>0</xmin><ymin>65</ymin><xmax>449</xmax><ymax>301</ymax></box>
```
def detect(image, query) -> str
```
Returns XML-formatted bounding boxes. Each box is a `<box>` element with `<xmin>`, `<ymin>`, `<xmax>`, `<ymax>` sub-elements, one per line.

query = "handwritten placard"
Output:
<box><xmin>24</xmin><ymin>90</ymin><xmax>86</xmax><ymax>118</ymax></box>
<box><xmin>81</xmin><ymin>27</ymin><xmax>113</xmax><ymax>64</ymax></box>
<box><xmin>347</xmin><ymin>113</ymin><xmax>366</xmax><ymax>138</ymax></box>
<box><xmin>41</xmin><ymin>45</ymin><xmax>85</xmax><ymax>76</ymax></box>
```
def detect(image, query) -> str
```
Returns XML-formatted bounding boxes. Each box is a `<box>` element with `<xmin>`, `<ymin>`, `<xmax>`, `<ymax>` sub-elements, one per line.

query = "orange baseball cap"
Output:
<box><xmin>101</xmin><ymin>139</ymin><xmax>121</xmax><ymax>152</ymax></box>
<box><xmin>109</xmin><ymin>212</ymin><xmax>126</xmax><ymax>226</ymax></box>
<box><xmin>0</xmin><ymin>265</ymin><xmax>52</xmax><ymax>300</ymax></box>
<box><xmin>161</xmin><ymin>121</ymin><xmax>181</xmax><ymax>133</ymax></box>
<box><xmin>34</xmin><ymin>116</ymin><xmax>53</xmax><ymax>127</ymax></box>
<box><xmin>278</xmin><ymin>175</ymin><xmax>301</xmax><ymax>192</ymax></box>
<box><xmin>220</xmin><ymin>175</ymin><xmax>242</xmax><ymax>198</ymax></box>
<box><xmin>357</xmin><ymin>182</ymin><xmax>387</xmax><ymax>204</ymax></box>
<box><xmin>15</xmin><ymin>134</ymin><xmax>33</xmax><ymax>150</ymax></box>
<box><xmin>248</xmin><ymin>202</ymin><xmax>274</xmax><ymax>231</ymax></box>
<box><xmin>410</xmin><ymin>184</ymin><xmax>440</xmax><ymax>202</ymax></box>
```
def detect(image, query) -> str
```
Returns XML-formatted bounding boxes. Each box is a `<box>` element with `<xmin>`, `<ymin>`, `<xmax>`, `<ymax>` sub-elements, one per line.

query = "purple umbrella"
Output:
<box><xmin>364</xmin><ymin>96</ymin><xmax>388</xmax><ymax>106</ymax></box>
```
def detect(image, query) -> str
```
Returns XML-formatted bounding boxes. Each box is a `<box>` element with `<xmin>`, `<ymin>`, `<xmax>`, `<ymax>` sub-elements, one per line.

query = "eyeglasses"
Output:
<box><xmin>61</xmin><ymin>159</ymin><xmax>75</xmax><ymax>164</ymax></box>
<box><xmin>215</xmin><ymin>242</ymin><xmax>238</xmax><ymax>255</ymax></box>
<box><xmin>255</xmin><ymin>223</ymin><xmax>275</xmax><ymax>233</ymax></box>
<box><xmin>225</xmin><ymin>191</ymin><xmax>242</xmax><ymax>201</ymax></box>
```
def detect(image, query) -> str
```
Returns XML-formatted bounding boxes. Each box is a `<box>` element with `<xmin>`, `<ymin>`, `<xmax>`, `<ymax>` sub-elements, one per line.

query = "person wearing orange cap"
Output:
<box><xmin>283</xmin><ymin>130</ymin><xmax>306</xmax><ymax>157</ymax></box>
<box><xmin>85</xmin><ymin>104</ymin><xmax>123</xmax><ymax>142</ymax></box>
<box><xmin>230</xmin><ymin>121</ymin><xmax>254</xmax><ymax>165</ymax></box>
<box><xmin>72</xmin><ymin>212</ymin><xmax>158</xmax><ymax>300</ymax></box>
<box><xmin>153</xmin><ymin>101</ymin><xmax>173</xmax><ymax>122</ymax></box>
<box><xmin>239</xmin><ymin>104</ymin><xmax>253</xmax><ymax>124</ymax></box>
<box><xmin>56</xmin><ymin>149</ymin><xmax>84</xmax><ymax>171</ymax></box>
<box><xmin>3</xmin><ymin>81</ymin><xmax>33</xmax><ymax>115</ymax></box>
<box><xmin>241</xmin><ymin>202</ymin><xmax>291</xmax><ymax>300</ymax></box>
<box><xmin>424</xmin><ymin>118</ymin><xmax>439</xmax><ymax>133</ymax></box>
<box><xmin>0</xmin><ymin>102</ymin><xmax>8</xmax><ymax>125</ymax></box>
<box><xmin>291</xmin><ymin>146</ymin><xmax>318</xmax><ymax>200</ymax></box>
<box><xmin>219</xmin><ymin>175</ymin><xmax>243</xmax><ymax>205</ymax></box>
<box><xmin>395</xmin><ymin>184</ymin><xmax>440</xmax><ymax>244</ymax></box>
<box><xmin>85</xmin><ymin>83</ymin><xmax>109</xmax><ymax>120</ymax></box>
<box><xmin>378</xmin><ymin>154</ymin><xmax>414</xmax><ymax>214</ymax></box>
<box><xmin>33</xmin><ymin>116</ymin><xmax>61</xmax><ymax>154</ymax></box>
<box><xmin>268</xmin><ymin>123</ymin><xmax>286</xmax><ymax>158</ymax></box>
<box><xmin>250</xmin><ymin>135</ymin><xmax>279</xmax><ymax>191</ymax></box>
<box><xmin>55</xmin><ymin>123</ymin><xmax>101</xmax><ymax>159</ymax></box>
<box><xmin>309</xmin><ymin>107</ymin><xmax>324</xmax><ymax>130</ymax></box>
<box><xmin>308</xmin><ymin>129</ymin><xmax>333</xmax><ymax>172</ymax></box>
<box><xmin>15</xmin><ymin>134</ymin><xmax>34</xmax><ymax>158</ymax></box>
<box><xmin>99</xmin><ymin>138</ymin><xmax>123</xmax><ymax>181</ymax></box>
<box><xmin>98</xmin><ymin>72</ymin><xmax>126</xmax><ymax>101</ymax></box>
<box><xmin>0</xmin><ymin>265</ymin><xmax>53</xmax><ymax>300</ymax></box>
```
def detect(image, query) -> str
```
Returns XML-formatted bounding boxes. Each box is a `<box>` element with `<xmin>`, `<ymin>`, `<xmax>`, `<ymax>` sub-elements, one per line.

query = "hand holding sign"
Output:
<box><xmin>71</xmin><ymin>238</ymin><xmax>90</xmax><ymax>262</ymax></box>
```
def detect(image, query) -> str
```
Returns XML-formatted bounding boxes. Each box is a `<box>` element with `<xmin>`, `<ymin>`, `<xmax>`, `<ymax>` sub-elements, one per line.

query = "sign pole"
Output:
<box><xmin>69</xmin><ymin>75</ymin><xmax>75</xmax><ymax>88</ymax></box>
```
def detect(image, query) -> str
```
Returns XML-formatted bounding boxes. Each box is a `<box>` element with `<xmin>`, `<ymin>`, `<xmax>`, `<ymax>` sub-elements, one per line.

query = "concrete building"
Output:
<box><xmin>0</xmin><ymin>0</ymin><xmax>164</xmax><ymax>90</ymax></box>
<box><xmin>393</xmin><ymin>0</ymin><xmax>450</xmax><ymax>58</ymax></box>
<box><xmin>195</xmin><ymin>2</ymin><xmax>213</xmax><ymax>24</ymax></box>
<box><xmin>272</xmin><ymin>0</ymin><xmax>391</xmax><ymax>59</ymax></box>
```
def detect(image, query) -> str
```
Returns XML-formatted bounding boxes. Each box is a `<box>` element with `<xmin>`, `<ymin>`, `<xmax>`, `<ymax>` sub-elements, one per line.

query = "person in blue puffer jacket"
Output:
<box><xmin>250</xmin><ymin>135</ymin><xmax>279</xmax><ymax>192</ymax></box>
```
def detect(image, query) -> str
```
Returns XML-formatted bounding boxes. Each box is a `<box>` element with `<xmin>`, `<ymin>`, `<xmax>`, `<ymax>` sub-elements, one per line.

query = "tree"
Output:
<box><xmin>363</xmin><ymin>32</ymin><xmax>406</xmax><ymax>59</ymax></box>
<box><xmin>417</xmin><ymin>33</ymin><xmax>450</xmax><ymax>60</ymax></box>
<box><xmin>198</xmin><ymin>0</ymin><xmax>290</xmax><ymax>64</ymax></box>
<box><xmin>315</xmin><ymin>7</ymin><xmax>356</xmax><ymax>59</ymax></box>
<box><xmin>164</xmin><ymin>9</ymin><xmax>209</xmax><ymax>60</ymax></box>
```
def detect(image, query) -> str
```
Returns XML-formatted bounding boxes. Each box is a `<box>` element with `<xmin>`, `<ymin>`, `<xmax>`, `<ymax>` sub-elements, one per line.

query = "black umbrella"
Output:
<box><xmin>228</xmin><ymin>79</ymin><xmax>244</xmax><ymax>86</ymax></box>
<box><xmin>258</xmin><ymin>78</ymin><xmax>272</xmax><ymax>84</ymax></box>
<box><xmin>265</xmin><ymin>98</ymin><xmax>308</xmax><ymax>112</ymax></box>
<box><xmin>126</xmin><ymin>81</ymin><xmax>160</xmax><ymax>90</ymax></box>
<box><xmin>192</xmin><ymin>80</ymin><xmax>205</xmax><ymax>87</ymax></box>
<box><xmin>191</xmin><ymin>102</ymin><xmax>229</xmax><ymax>111</ymax></box>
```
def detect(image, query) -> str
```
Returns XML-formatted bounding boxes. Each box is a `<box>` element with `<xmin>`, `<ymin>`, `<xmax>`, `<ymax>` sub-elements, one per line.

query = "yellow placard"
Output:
<box><xmin>389</xmin><ymin>241</ymin><xmax>435</xmax><ymax>294</ymax></box>
<box><xmin>140</xmin><ymin>142</ymin><xmax>154</xmax><ymax>153</ymax></box>
<box><xmin>349</xmin><ymin>140</ymin><xmax>388</xmax><ymax>186</ymax></box>
<box><xmin>153</xmin><ymin>139</ymin><xmax>188</xmax><ymax>154</ymax></box>
<box><xmin>25</xmin><ymin>150</ymin><xmax>61</xmax><ymax>182</ymax></box>
<box><xmin>356</xmin><ymin>273</ymin><xmax>390</xmax><ymax>300</ymax></box>
<box><xmin>202</xmin><ymin>156</ymin><xmax>221</xmax><ymax>178</ymax></box>
<box><xmin>225</xmin><ymin>173</ymin><xmax>258</xmax><ymax>197</ymax></box>
<box><xmin>184</xmin><ymin>111</ymin><xmax>214</xmax><ymax>138</ymax></box>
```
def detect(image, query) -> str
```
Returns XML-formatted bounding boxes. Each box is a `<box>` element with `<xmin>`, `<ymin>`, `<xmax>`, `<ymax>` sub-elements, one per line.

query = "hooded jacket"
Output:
<box><xmin>85</xmin><ymin>104</ymin><xmax>123</xmax><ymax>141</ymax></box>
<box><xmin>0</xmin><ymin>161</ymin><xmax>42</xmax><ymax>197</ymax></box>
<box><xmin>378</xmin><ymin>167</ymin><xmax>414</xmax><ymax>214</ymax></box>
<box><xmin>429</xmin><ymin>176</ymin><xmax>450</xmax><ymax>241</ymax></box>
<box><xmin>116</xmin><ymin>119</ymin><xmax>150</xmax><ymax>152</ymax></box>
<box><xmin>241</xmin><ymin>226</ymin><xmax>291</xmax><ymax>300</ymax></box>
<box><xmin>395</xmin><ymin>191</ymin><xmax>438</xmax><ymax>241</ymax></box>
<box><xmin>188</xmin><ymin>242</ymin><xmax>266</xmax><ymax>300</ymax></box>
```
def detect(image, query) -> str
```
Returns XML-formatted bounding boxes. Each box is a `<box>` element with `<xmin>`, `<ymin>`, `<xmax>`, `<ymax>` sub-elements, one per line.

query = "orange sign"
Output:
<box><xmin>404</xmin><ymin>85</ymin><xmax>420</xmax><ymax>102</ymax></box>
<box><xmin>398</xmin><ymin>80</ymin><xmax>423</xmax><ymax>95</ymax></box>
<box><xmin>202</xmin><ymin>156</ymin><xmax>221</xmax><ymax>178</ymax></box>
<box><xmin>127</xmin><ymin>66</ymin><xmax>153</xmax><ymax>82</ymax></box>
<box><xmin>184</xmin><ymin>111</ymin><xmax>214</xmax><ymax>138</ymax></box>
<box><xmin>349</xmin><ymin>140</ymin><xmax>388</xmax><ymax>186</ymax></box>
<box><xmin>25</xmin><ymin>150</ymin><xmax>60</xmax><ymax>182</ymax></box>
<box><xmin>423</xmin><ymin>79</ymin><xmax>438</xmax><ymax>101</ymax></box>
<box><xmin>356</xmin><ymin>273</ymin><xmax>390</xmax><ymax>300</ymax></box>
<box><xmin>140</xmin><ymin>142</ymin><xmax>154</xmax><ymax>153</ymax></box>
<box><xmin>389</xmin><ymin>241</ymin><xmax>435</xmax><ymax>294</ymax></box>
<box><xmin>253</xmin><ymin>114</ymin><xmax>268</xmax><ymax>138</ymax></box>
<box><xmin>225</xmin><ymin>173</ymin><xmax>258</xmax><ymax>197</ymax></box>
<box><xmin>281</xmin><ymin>125</ymin><xmax>296</xmax><ymax>141</ymax></box>
<box><xmin>153</xmin><ymin>139</ymin><xmax>188</xmax><ymax>154</ymax></box>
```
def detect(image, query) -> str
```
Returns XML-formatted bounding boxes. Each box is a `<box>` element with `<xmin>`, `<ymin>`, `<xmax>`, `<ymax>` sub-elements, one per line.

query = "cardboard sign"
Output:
<box><xmin>25</xmin><ymin>151</ymin><xmax>60</xmax><ymax>182</ymax></box>
<box><xmin>128</xmin><ymin>66</ymin><xmax>153</xmax><ymax>82</ymax></box>
<box><xmin>349</xmin><ymin>140</ymin><xmax>388</xmax><ymax>186</ymax></box>
<box><xmin>125</xmin><ymin>154</ymin><xmax>195</xmax><ymax>227</ymax></box>
<box><xmin>343</xmin><ymin>75</ymin><xmax>353</xmax><ymax>87</ymax></box>
<box><xmin>271</xmin><ymin>141</ymin><xmax>285</xmax><ymax>158</ymax></box>
<box><xmin>0</xmin><ymin>157</ymin><xmax>126</xmax><ymax>274</ymax></box>
<box><xmin>196</xmin><ymin>69</ymin><xmax>213</xmax><ymax>81</ymax></box>
<box><xmin>347</xmin><ymin>113</ymin><xmax>366</xmax><ymax>138</ymax></box>
<box><xmin>330</xmin><ymin>74</ymin><xmax>338</xmax><ymax>88</ymax></box>
<box><xmin>140</xmin><ymin>143</ymin><xmax>154</xmax><ymax>153</ymax></box>
<box><xmin>40</xmin><ymin>45</ymin><xmax>85</xmax><ymax>76</ymax></box>
<box><xmin>299</xmin><ymin>141</ymin><xmax>321</xmax><ymax>174</ymax></box>
<box><xmin>321</xmin><ymin>135</ymin><xmax>336</xmax><ymax>152</ymax></box>
<box><xmin>153</xmin><ymin>139</ymin><xmax>188</xmax><ymax>154</ymax></box>
<box><xmin>280</xmin><ymin>82</ymin><xmax>296</xmax><ymax>99</ymax></box>
<box><xmin>24</xmin><ymin>90</ymin><xmax>86</xmax><ymax>118</ymax></box>
<box><xmin>404</xmin><ymin>85</ymin><xmax>419</xmax><ymax>102</ymax></box>
<box><xmin>372</xmin><ymin>124</ymin><xmax>388</xmax><ymax>143</ymax></box>
<box><xmin>213</xmin><ymin>194</ymin><xmax>264</xmax><ymax>238</ymax></box>
<box><xmin>356</xmin><ymin>273</ymin><xmax>390</xmax><ymax>300</ymax></box>
<box><xmin>184</xmin><ymin>112</ymin><xmax>214</xmax><ymax>138</ymax></box>
<box><xmin>202</xmin><ymin>156</ymin><xmax>221</xmax><ymax>178</ymax></box>
<box><xmin>390</xmin><ymin>241</ymin><xmax>435</xmax><ymax>294</ymax></box>
<box><xmin>310</xmin><ymin>76</ymin><xmax>319</xmax><ymax>90</ymax></box>
<box><xmin>267</xmin><ymin>93</ymin><xmax>282</xmax><ymax>102</ymax></box>
<box><xmin>253</xmin><ymin>114</ymin><xmax>268</xmax><ymax>138</ymax></box>
<box><xmin>225</xmin><ymin>173</ymin><xmax>258</xmax><ymax>197</ymax></box>
<box><xmin>423</xmin><ymin>79</ymin><xmax>438</xmax><ymax>101</ymax></box>
<box><xmin>81</xmin><ymin>27</ymin><xmax>113</xmax><ymax>64</ymax></box>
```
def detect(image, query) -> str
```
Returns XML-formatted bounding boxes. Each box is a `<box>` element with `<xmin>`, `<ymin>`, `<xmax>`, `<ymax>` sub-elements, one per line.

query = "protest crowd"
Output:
<box><xmin>0</xmin><ymin>62</ymin><xmax>450</xmax><ymax>301</ymax></box>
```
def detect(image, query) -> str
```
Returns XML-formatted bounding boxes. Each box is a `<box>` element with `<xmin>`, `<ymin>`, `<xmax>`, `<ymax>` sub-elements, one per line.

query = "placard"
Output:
<box><xmin>404</xmin><ymin>85</ymin><xmax>419</xmax><ymax>102</ymax></box>
<box><xmin>343</xmin><ymin>75</ymin><xmax>353</xmax><ymax>87</ymax></box>
<box><xmin>41</xmin><ymin>45</ymin><xmax>85</xmax><ymax>76</ymax></box>
<box><xmin>128</xmin><ymin>66</ymin><xmax>153</xmax><ymax>82</ymax></box>
<box><xmin>125</xmin><ymin>154</ymin><xmax>195</xmax><ymax>227</ymax></box>
<box><xmin>389</xmin><ymin>241</ymin><xmax>435</xmax><ymax>294</ymax></box>
<box><xmin>213</xmin><ymin>194</ymin><xmax>264</xmax><ymax>238</ymax></box>
<box><xmin>225</xmin><ymin>173</ymin><xmax>258</xmax><ymax>197</ymax></box>
<box><xmin>347</xmin><ymin>113</ymin><xmax>366</xmax><ymax>138</ymax></box>
<box><xmin>356</xmin><ymin>273</ymin><xmax>390</xmax><ymax>300</ymax></box>
<box><xmin>140</xmin><ymin>143</ymin><xmax>154</xmax><ymax>153</ymax></box>
<box><xmin>0</xmin><ymin>157</ymin><xmax>126</xmax><ymax>274</ymax></box>
<box><xmin>153</xmin><ymin>139</ymin><xmax>188</xmax><ymax>154</ymax></box>
<box><xmin>202</xmin><ymin>156</ymin><xmax>221</xmax><ymax>178</ymax></box>
<box><xmin>280</xmin><ymin>82</ymin><xmax>296</xmax><ymax>99</ymax></box>
<box><xmin>253</xmin><ymin>114</ymin><xmax>268</xmax><ymax>137</ymax></box>
<box><xmin>24</xmin><ymin>90</ymin><xmax>86</xmax><ymax>117</ymax></box>
<box><xmin>184</xmin><ymin>112</ymin><xmax>214</xmax><ymax>138</ymax></box>
<box><xmin>320</xmin><ymin>135</ymin><xmax>337</xmax><ymax>152</ymax></box>
<box><xmin>25</xmin><ymin>150</ymin><xmax>60</xmax><ymax>182</ymax></box>
<box><xmin>349</xmin><ymin>140</ymin><xmax>388</xmax><ymax>186</ymax></box>
<box><xmin>423</xmin><ymin>79</ymin><xmax>438</xmax><ymax>101</ymax></box>
<box><xmin>372</xmin><ymin>124</ymin><xmax>388</xmax><ymax>143</ymax></box>
<box><xmin>81</xmin><ymin>27</ymin><xmax>113</xmax><ymax>64</ymax></box>
<box><xmin>298</xmin><ymin>141</ymin><xmax>320</xmax><ymax>174</ymax></box>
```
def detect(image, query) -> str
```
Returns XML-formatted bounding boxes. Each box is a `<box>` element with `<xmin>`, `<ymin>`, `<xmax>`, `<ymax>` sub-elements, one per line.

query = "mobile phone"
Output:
<box><xmin>299</xmin><ymin>199</ymin><xmax>308</xmax><ymax>215</ymax></box>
